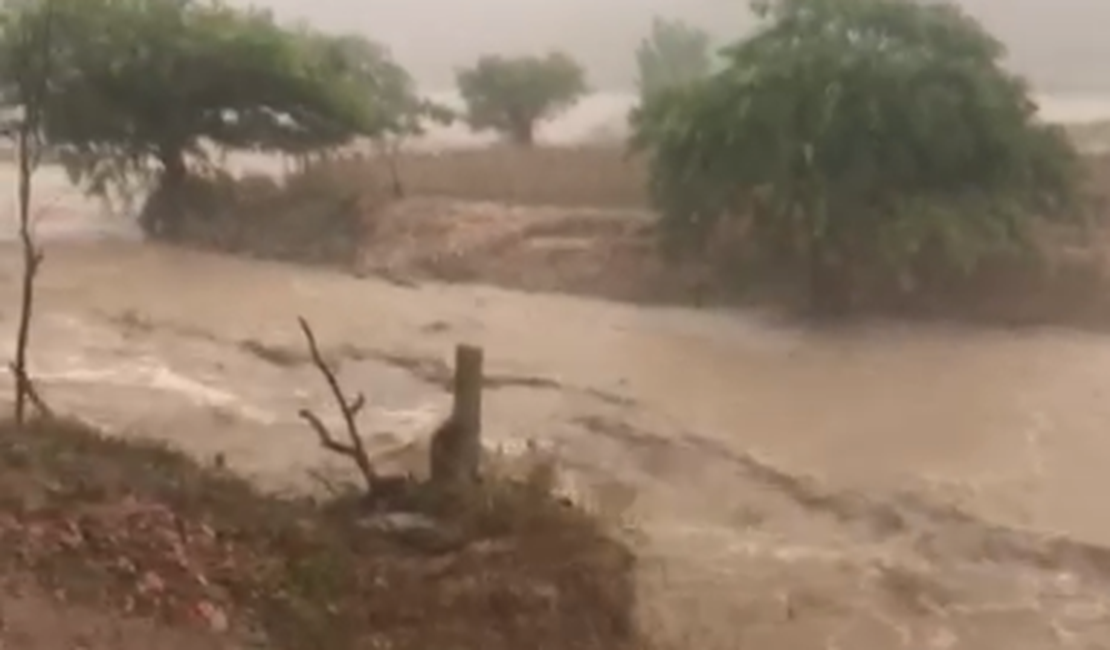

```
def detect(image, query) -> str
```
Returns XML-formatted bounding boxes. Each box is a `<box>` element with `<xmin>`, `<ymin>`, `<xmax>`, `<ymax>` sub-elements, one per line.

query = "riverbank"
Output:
<box><xmin>136</xmin><ymin>148</ymin><xmax>1110</xmax><ymax>332</ymax></box>
<box><xmin>0</xmin><ymin>414</ymin><xmax>637</xmax><ymax>650</ymax></box>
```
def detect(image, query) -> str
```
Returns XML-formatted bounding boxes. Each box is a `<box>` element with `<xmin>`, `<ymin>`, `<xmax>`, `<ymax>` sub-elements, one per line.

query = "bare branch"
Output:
<box><xmin>297</xmin><ymin>316</ymin><xmax>377</xmax><ymax>492</ymax></box>
<box><xmin>10</xmin><ymin>1</ymin><xmax>57</xmax><ymax>427</ymax></box>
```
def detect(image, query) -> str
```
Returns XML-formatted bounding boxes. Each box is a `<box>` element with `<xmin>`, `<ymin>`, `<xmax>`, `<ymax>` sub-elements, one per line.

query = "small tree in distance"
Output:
<box><xmin>631</xmin><ymin>0</ymin><xmax>1084</xmax><ymax>315</ymax></box>
<box><xmin>635</xmin><ymin>17</ymin><xmax>713</xmax><ymax>99</ymax></box>
<box><xmin>455</xmin><ymin>52</ymin><xmax>587</xmax><ymax>146</ymax></box>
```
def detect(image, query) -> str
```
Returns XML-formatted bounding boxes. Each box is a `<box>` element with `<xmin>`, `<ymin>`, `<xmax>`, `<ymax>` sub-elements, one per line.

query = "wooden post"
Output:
<box><xmin>429</xmin><ymin>344</ymin><xmax>484</xmax><ymax>489</ymax></box>
<box><xmin>453</xmin><ymin>344</ymin><xmax>483</xmax><ymax>446</ymax></box>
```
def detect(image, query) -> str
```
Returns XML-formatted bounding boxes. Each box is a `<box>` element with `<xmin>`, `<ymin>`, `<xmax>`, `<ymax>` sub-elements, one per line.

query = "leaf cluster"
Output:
<box><xmin>632</xmin><ymin>0</ymin><xmax>1084</xmax><ymax>294</ymax></box>
<box><xmin>0</xmin><ymin>0</ymin><xmax>435</xmax><ymax>198</ymax></box>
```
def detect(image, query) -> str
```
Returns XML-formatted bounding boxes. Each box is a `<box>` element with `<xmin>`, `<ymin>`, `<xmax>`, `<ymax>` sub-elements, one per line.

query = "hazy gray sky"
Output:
<box><xmin>245</xmin><ymin>0</ymin><xmax>1110</xmax><ymax>93</ymax></box>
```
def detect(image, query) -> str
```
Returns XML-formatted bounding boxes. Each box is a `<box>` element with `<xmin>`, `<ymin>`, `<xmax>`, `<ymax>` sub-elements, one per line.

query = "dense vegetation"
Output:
<box><xmin>0</xmin><ymin>0</ymin><xmax>444</xmax><ymax>235</ymax></box>
<box><xmin>0</xmin><ymin>0</ymin><xmax>1098</xmax><ymax>318</ymax></box>
<box><xmin>631</xmin><ymin>0</ymin><xmax>1085</xmax><ymax>313</ymax></box>
<box><xmin>456</xmin><ymin>52</ymin><xmax>587</xmax><ymax>146</ymax></box>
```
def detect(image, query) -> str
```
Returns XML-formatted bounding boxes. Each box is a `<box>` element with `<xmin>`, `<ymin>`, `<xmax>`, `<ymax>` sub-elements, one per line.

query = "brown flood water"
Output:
<box><xmin>2</xmin><ymin>165</ymin><xmax>1110</xmax><ymax>648</ymax></box>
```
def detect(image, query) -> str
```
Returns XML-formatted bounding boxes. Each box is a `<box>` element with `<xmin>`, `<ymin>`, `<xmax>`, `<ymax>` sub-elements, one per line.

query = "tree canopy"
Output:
<box><xmin>635</xmin><ymin>17</ymin><xmax>713</xmax><ymax>99</ymax></box>
<box><xmin>0</xmin><ymin>0</ymin><xmax>437</xmax><ymax>212</ymax></box>
<box><xmin>631</xmin><ymin>0</ymin><xmax>1083</xmax><ymax>313</ymax></box>
<box><xmin>455</xmin><ymin>52</ymin><xmax>587</xmax><ymax>146</ymax></box>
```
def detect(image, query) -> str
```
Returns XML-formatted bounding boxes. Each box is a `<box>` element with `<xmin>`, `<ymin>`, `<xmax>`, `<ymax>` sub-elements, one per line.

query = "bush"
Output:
<box><xmin>631</xmin><ymin>0</ymin><xmax>1086</xmax><ymax>314</ymax></box>
<box><xmin>139</xmin><ymin>162</ymin><xmax>388</xmax><ymax>269</ymax></box>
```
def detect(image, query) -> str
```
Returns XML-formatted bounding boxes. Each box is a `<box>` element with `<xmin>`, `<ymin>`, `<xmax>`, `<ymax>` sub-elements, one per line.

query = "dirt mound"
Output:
<box><xmin>0</xmin><ymin>417</ymin><xmax>639</xmax><ymax>650</ymax></box>
<box><xmin>352</xmin><ymin>188</ymin><xmax>1110</xmax><ymax>330</ymax></box>
<box><xmin>358</xmin><ymin>198</ymin><xmax>711</xmax><ymax>304</ymax></box>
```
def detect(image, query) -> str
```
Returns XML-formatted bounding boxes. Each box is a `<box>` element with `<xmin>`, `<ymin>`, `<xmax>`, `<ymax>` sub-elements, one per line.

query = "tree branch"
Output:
<box><xmin>296</xmin><ymin>316</ymin><xmax>377</xmax><ymax>493</ymax></box>
<box><xmin>10</xmin><ymin>0</ymin><xmax>57</xmax><ymax>426</ymax></box>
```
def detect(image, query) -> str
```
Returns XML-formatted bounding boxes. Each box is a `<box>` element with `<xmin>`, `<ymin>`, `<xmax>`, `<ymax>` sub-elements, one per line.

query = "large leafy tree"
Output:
<box><xmin>0</xmin><ymin>0</ymin><xmax>423</xmax><ymax>231</ymax></box>
<box><xmin>635</xmin><ymin>17</ymin><xmax>713</xmax><ymax>99</ymax></box>
<box><xmin>309</xmin><ymin>32</ymin><xmax>453</xmax><ymax>195</ymax></box>
<box><xmin>455</xmin><ymin>52</ymin><xmax>586</xmax><ymax>146</ymax></box>
<box><xmin>631</xmin><ymin>0</ymin><xmax>1083</xmax><ymax>314</ymax></box>
<box><xmin>295</xmin><ymin>30</ymin><xmax>453</xmax><ymax>145</ymax></box>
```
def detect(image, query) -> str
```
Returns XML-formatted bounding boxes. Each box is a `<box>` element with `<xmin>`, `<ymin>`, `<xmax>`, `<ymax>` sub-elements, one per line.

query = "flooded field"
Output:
<box><xmin>2</xmin><ymin>163</ymin><xmax>1110</xmax><ymax>648</ymax></box>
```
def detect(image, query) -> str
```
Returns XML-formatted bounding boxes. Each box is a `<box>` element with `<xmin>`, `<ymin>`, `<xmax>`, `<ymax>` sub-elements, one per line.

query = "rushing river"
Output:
<box><xmin>3</xmin><ymin>161</ymin><xmax>1110</xmax><ymax>648</ymax></box>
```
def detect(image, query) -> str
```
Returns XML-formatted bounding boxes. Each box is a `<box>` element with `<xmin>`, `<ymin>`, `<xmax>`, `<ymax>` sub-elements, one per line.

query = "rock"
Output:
<box><xmin>194</xmin><ymin>600</ymin><xmax>229</xmax><ymax>633</ymax></box>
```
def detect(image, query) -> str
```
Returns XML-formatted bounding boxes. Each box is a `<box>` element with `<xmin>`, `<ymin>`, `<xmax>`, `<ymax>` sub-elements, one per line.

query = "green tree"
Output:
<box><xmin>312</xmin><ymin>33</ymin><xmax>454</xmax><ymax>195</ymax></box>
<box><xmin>631</xmin><ymin>0</ymin><xmax>1083</xmax><ymax>314</ymax></box>
<box><xmin>455</xmin><ymin>52</ymin><xmax>587</xmax><ymax>146</ymax></box>
<box><xmin>0</xmin><ymin>0</ymin><xmax>414</xmax><ymax>233</ymax></box>
<box><xmin>296</xmin><ymin>31</ymin><xmax>454</xmax><ymax>144</ymax></box>
<box><xmin>635</xmin><ymin>17</ymin><xmax>713</xmax><ymax>99</ymax></box>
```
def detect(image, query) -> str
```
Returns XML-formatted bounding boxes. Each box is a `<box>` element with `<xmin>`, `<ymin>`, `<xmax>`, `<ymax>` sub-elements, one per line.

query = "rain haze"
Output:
<box><xmin>251</xmin><ymin>0</ymin><xmax>1110</xmax><ymax>94</ymax></box>
<box><xmin>6</xmin><ymin>0</ymin><xmax>1110</xmax><ymax>648</ymax></box>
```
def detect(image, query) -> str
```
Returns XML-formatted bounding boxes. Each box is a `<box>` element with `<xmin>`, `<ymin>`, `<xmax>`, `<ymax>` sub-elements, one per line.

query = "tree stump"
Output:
<box><xmin>429</xmin><ymin>344</ymin><xmax>484</xmax><ymax>490</ymax></box>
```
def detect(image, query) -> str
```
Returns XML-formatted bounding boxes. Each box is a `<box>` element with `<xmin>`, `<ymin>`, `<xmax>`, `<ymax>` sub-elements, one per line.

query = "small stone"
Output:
<box><xmin>357</xmin><ymin>512</ymin><xmax>465</xmax><ymax>554</ymax></box>
<box><xmin>195</xmin><ymin>600</ymin><xmax>229</xmax><ymax>633</ymax></box>
<box><xmin>138</xmin><ymin>571</ymin><xmax>165</xmax><ymax>595</ymax></box>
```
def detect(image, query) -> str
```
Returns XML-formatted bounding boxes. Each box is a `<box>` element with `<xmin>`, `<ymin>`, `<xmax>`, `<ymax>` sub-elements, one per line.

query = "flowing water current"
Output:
<box><xmin>3</xmin><ymin>165</ymin><xmax>1110</xmax><ymax>648</ymax></box>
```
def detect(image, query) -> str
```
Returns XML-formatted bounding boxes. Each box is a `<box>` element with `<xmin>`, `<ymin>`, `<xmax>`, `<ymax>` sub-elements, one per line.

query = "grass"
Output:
<box><xmin>0</xmin><ymin>415</ymin><xmax>640</xmax><ymax>650</ymax></box>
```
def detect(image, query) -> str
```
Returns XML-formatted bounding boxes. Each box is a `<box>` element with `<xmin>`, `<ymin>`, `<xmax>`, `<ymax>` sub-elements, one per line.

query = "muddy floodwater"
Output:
<box><xmin>2</xmin><ymin>164</ymin><xmax>1110</xmax><ymax>648</ymax></box>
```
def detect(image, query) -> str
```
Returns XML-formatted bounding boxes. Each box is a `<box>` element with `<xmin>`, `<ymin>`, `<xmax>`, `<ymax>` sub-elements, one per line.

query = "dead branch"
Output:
<box><xmin>9</xmin><ymin>360</ymin><xmax>52</xmax><ymax>420</ymax></box>
<box><xmin>296</xmin><ymin>316</ymin><xmax>378</xmax><ymax>492</ymax></box>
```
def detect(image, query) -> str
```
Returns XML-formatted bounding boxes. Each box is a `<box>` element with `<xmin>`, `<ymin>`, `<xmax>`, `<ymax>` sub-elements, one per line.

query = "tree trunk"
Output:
<box><xmin>807</xmin><ymin>239</ymin><xmax>853</xmax><ymax>318</ymax></box>
<box><xmin>140</xmin><ymin>146</ymin><xmax>189</xmax><ymax>239</ymax></box>
<box><xmin>160</xmin><ymin>147</ymin><xmax>187</xmax><ymax>189</ymax></box>
<box><xmin>508</xmin><ymin>119</ymin><xmax>535</xmax><ymax>147</ymax></box>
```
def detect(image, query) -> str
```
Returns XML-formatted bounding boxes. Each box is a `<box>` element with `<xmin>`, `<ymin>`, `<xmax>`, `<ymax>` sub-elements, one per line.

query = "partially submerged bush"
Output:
<box><xmin>139</xmin><ymin>162</ymin><xmax>389</xmax><ymax>268</ymax></box>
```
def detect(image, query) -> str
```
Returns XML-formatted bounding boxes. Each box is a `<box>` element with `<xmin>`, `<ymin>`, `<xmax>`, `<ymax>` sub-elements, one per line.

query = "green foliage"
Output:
<box><xmin>635</xmin><ymin>17</ymin><xmax>713</xmax><ymax>99</ymax></box>
<box><xmin>631</xmin><ymin>0</ymin><xmax>1084</xmax><ymax>312</ymax></box>
<box><xmin>295</xmin><ymin>31</ymin><xmax>454</xmax><ymax>142</ymax></box>
<box><xmin>456</xmin><ymin>52</ymin><xmax>587</xmax><ymax>146</ymax></box>
<box><xmin>0</xmin><ymin>0</ymin><xmax>437</xmax><ymax>217</ymax></box>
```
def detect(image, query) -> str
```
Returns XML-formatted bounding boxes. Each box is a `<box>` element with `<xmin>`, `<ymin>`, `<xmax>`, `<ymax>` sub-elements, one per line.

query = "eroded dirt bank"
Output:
<box><xmin>1</xmin><ymin>237</ymin><xmax>1110</xmax><ymax>648</ymax></box>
